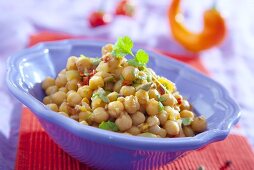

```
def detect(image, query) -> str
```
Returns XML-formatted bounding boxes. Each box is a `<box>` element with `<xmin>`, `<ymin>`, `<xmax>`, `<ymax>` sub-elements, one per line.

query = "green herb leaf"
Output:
<box><xmin>99</xmin><ymin>121</ymin><xmax>119</xmax><ymax>132</ymax></box>
<box><xmin>127</xmin><ymin>59</ymin><xmax>145</xmax><ymax>67</ymax></box>
<box><xmin>182</xmin><ymin>118</ymin><xmax>192</xmax><ymax>126</ymax></box>
<box><xmin>99</xmin><ymin>93</ymin><xmax>110</xmax><ymax>103</ymax></box>
<box><xmin>91</xmin><ymin>57</ymin><xmax>101</xmax><ymax>66</ymax></box>
<box><xmin>159</xmin><ymin>96</ymin><xmax>166</xmax><ymax>102</ymax></box>
<box><xmin>112</xmin><ymin>36</ymin><xmax>134</xmax><ymax>58</ymax></box>
<box><xmin>91</xmin><ymin>88</ymin><xmax>110</xmax><ymax>103</ymax></box>
<box><xmin>136</xmin><ymin>82</ymin><xmax>153</xmax><ymax>91</ymax></box>
<box><xmin>135</xmin><ymin>49</ymin><xmax>149</xmax><ymax>65</ymax></box>
<box><xmin>158</xmin><ymin>101</ymin><xmax>164</xmax><ymax>112</ymax></box>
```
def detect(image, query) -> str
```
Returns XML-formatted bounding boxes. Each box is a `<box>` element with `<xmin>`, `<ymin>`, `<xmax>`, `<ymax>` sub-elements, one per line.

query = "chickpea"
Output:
<box><xmin>146</xmin><ymin>99</ymin><xmax>159</xmax><ymax>116</ymax></box>
<box><xmin>174</xmin><ymin>106</ymin><xmax>180</xmax><ymax>112</ymax></box>
<box><xmin>89</xmin><ymin>76</ymin><xmax>104</xmax><ymax>90</ymax></box>
<box><xmin>113</xmin><ymin>80</ymin><xmax>123</xmax><ymax>92</ymax></box>
<box><xmin>45</xmin><ymin>86</ymin><xmax>58</xmax><ymax>96</ymax></box>
<box><xmin>135</xmin><ymin>89</ymin><xmax>149</xmax><ymax>105</ymax></box>
<box><xmin>164</xmin><ymin>120</ymin><xmax>180</xmax><ymax>136</ymax></box>
<box><xmin>112</xmin><ymin>66</ymin><xmax>123</xmax><ymax>78</ymax></box>
<box><xmin>81</xmin><ymin>98</ymin><xmax>90</xmax><ymax>105</ymax></box>
<box><xmin>104</xmin><ymin>82</ymin><xmax>114</xmax><ymax>91</ymax></box>
<box><xmin>160</xmin><ymin>93</ymin><xmax>177</xmax><ymax>107</ymax></box>
<box><xmin>92</xmin><ymin>107</ymin><xmax>109</xmax><ymax>123</ymax></box>
<box><xmin>149</xmin><ymin>125</ymin><xmax>167</xmax><ymax>138</ymax></box>
<box><xmin>180</xmin><ymin>110</ymin><xmax>194</xmax><ymax>119</ymax></box>
<box><xmin>120</xmin><ymin>86</ymin><xmax>135</xmax><ymax>96</ymax></box>
<box><xmin>96</xmin><ymin>61</ymin><xmax>109</xmax><ymax>73</ymax></box>
<box><xmin>191</xmin><ymin>116</ymin><xmax>207</xmax><ymax>133</ymax></box>
<box><xmin>148</xmin><ymin>89</ymin><xmax>160</xmax><ymax>101</ymax></box>
<box><xmin>80</xmin><ymin>120</ymin><xmax>88</xmax><ymax>125</ymax></box>
<box><xmin>94</xmin><ymin>71</ymin><xmax>111</xmax><ymax>78</ymax></box>
<box><xmin>180</xmin><ymin>100</ymin><xmax>191</xmax><ymax>111</ymax></box>
<box><xmin>117</xmin><ymin>97</ymin><xmax>125</xmax><ymax>103</ymax></box>
<box><xmin>122</xmin><ymin>66</ymin><xmax>138</xmax><ymax>81</ymax></box>
<box><xmin>157</xmin><ymin>110</ymin><xmax>168</xmax><ymax>126</ymax></box>
<box><xmin>139</xmin><ymin>104</ymin><xmax>146</xmax><ymax>113</ymax></box>
<box><xmin>59</xmin><ymin>69</ymin><xmax>66</xmax><ymax>75</ymax></box>
<box><xmin>47</xmin><ymin>103</ymin><xmax>58</xmax><ymax>112</ymax></box>
<box><xmin>66</xmin><ymin>70</ymin><xmax>80</xmax><ymax>81</ymax></box>
<box><xmin>66</xmin><ymin>79</ymin><xmax>78</xmax><ymax>91</ymax></box>
<box><xmin>42</xmin><ymin>77</ymin><xmax>55</xmax><ymax>90</ymax></box>
<box><xmin>77</xmin><ymin>86</ymin><xmax>92</xmax><ymax>99</ymax></box>
<box><xmin>146</xmin><ymin>116</ymin><xmax>160</xmax><ymax>127</ymax></box>
<box><xmin>59</xmin><ymin>87</ymin><xmax>68</xmax><ymax>93</ymax></box>
<box><xmin>55</xmin><ymin>74</ymin><xmax>67</xmax><ymax>87</ymax></box>
<box><xmin>124</xmin><ymin>95</ymin><xmax>140</xmax><ymax>114</ymax></box>
<box><xmin>66</xmin><ymin>56</ymin><xmax>78</xmax><ymax>70</ymax></box>
<box><xmin>70</xmin><ymin>114</ymin><xmax>79</xmax><ymax>121</ymax></box>
<box><xmin>108</xmin><ymin>101</ymin><xmax>124</xmax><ymax>118</ymax></box>
<box><xmin>173</xmin><ymin>93</ymin><xmax>183</xmax><ymax>104</ymax></box>
<box><xmin>131</xmin><ymin>111</ymin><xmax>146</xmax><ymax>126</ymax></box>
<box><xmin>67</xmin><ymin>90</ymin><xmax>76</xmax><ymax>96</ymax></box>
<box><xmin>43</xmin><ymin>96</ymin><xmax>52</xmax><ymax>105</ymax></box>
<box><xmin>76</xmin><ymin>56</ymin><xmax>92</xmax><ymax>71</ymax></box>
<box><xmin>108</xmin><ymin>57</ymin><xmax>122</xmax><ymax>72</ymax></box>
<box><xmin>59</xmin><ymin>112</ymin><xmax>69</xmax><ymax>117</ymax></box>
<box><xmin>102</xmin><ymin>44</ymin><xmax>113</xmax><ymax>55</ymax></box>
<box><xmin>183</xmin><ymin>126</ymin><xmax>195</xmax><ymax>137</ymax></box>
<box><xmin>165</xmin><ymin>106</ymin><xmax>180</xmax><ymax>120</ymax></box>
<box><xmin>59</xmin><ymin>102</ymin><xmax>68</xmax><ymax>114</ymax></box>
<box><xmin>107</xmin><ymin>92</ymin><xmax>119</xmax><ymax>102</ymax></box>
<box><xmin>138</xmin><ymin>133</ymin><xmax>158</xmax><ymax>138</ymax></box>
<box><xmin>79</xmin><ymin>111</ymin><xmax>92</xmax><ymax>122</ymax></box>
<box><xmin>115</xmin><ymin>113</ymin><xmax>132</xmax><ymax>132</ymax></box>
<box><xmin>51</xmin><ymin>91</ymin><xmax>67</xmax><ymax>105</ymax></box>
<box><xmin>67</xmin><ymin>92</ymin><xmax>82</xmax><ymax>106</ymax></box>
<box><xmin>91</xmin><ymin>98</ymin><xmax>106</xmax><ymax>110</ymax></box>
<box><xmin>127</xmin><ymin>126</ymin><xmax>140</xmax><ymax>135</ymax></box>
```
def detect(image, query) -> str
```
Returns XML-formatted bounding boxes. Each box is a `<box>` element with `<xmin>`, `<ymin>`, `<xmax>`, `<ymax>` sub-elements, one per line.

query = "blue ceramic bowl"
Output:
<box><xmin>7</xmin><ymin>40</ymin><xmax>240</xmax><ymax>170</ymax></box>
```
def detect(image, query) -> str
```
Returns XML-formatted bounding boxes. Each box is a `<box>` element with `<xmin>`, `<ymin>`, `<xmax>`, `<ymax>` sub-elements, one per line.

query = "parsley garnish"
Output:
<box><xmin>91</xmin><ymin>57</ymin><xmax>101</xmax><ymax>66</ymax></box>
<box><xmin>159</xmin><ymin>96</ymin><xmax>167</xmax><ymax>102</ymax></box>
<box><xmin>112</xmin><ymin>36</ymin><xmax>134</xmax><ymax>58</ymax></box>
<box><xmin>158</xmin><ymin>101</ymin><xmax>164</xmax><ymax>112</ymax></box>
<box><xmin>136</xmin><ymin>82</ymin><xmax>153</xmax><ymax>91</ymax></box>
<box><xmin>99</xmin><ymin>121</ymin><xmax>119</xmax><ymax>132</ymax></box>
<box><xmin>111</xmin><ymin>36</ymin><xmax>149</xmax><ymax>67</ymax></box>
<box><xmin>92</xmin><ymin>88</ymin><xmax>110</xmax><ymax>103</ymax></box>
<box><xmin>182</xmin><ymin>118</ymin><xmax>192</xmax><ymax>126</ymax></box>
<box><xmin>127</xmin><ymin>49</ymin><xmax>149</xmax><ymax>67</ymax></box>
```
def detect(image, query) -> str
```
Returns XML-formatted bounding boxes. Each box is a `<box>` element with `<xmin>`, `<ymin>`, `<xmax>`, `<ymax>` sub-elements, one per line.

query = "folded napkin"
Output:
<box><xmin>15</xmin><ymin>32</ymin><xmax>254</xmax><ymax>170</ymax></box>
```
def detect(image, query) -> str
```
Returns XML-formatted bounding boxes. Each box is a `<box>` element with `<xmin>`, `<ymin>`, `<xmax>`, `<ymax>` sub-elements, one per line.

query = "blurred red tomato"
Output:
<box><xmin>89</xmin><ymin>11</ymin><xmax>111</xmax><ymax>27</ymax></box>
<box><xmin>115</xmin><ymin>0</ymin><xmax>135</xmax><ymax>17</ymax></box>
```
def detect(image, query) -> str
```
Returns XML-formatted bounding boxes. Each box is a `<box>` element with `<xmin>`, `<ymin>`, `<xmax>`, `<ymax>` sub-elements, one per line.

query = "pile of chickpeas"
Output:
<box><xmin>42</xmin><ymin>44</ymin><xmax>207</xmax><ymax>138</ymax></box>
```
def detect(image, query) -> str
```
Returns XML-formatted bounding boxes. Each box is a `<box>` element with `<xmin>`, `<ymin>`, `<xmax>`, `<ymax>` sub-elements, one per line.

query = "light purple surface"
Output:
<box><xmin>7</xmin><ymin>40</ymin><xmax>240</xmax><ymax>169</ymax></box>
<box><xmin>1</xmin><ymin>0</ymin><xmax>254</xmax><ymax>169</ymax></box>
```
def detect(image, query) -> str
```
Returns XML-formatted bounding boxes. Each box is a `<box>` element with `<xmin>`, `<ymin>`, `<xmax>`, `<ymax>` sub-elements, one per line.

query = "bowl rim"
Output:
<box><xmin>6</xmin><ymin>39</ymin><xmax>241</xmax><ymax>152</ymax></box>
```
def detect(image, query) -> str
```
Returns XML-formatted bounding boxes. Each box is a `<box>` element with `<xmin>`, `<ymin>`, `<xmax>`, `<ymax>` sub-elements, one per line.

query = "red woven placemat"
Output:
<box><xmin>16</xmin><ymin>108</ymin><xmax>254</xmax><ymax>170</ymax></box>
<box><xmin>15</xmin><ymin>32</ymin><xmax>254</xmax><ymax>169</ymax></box>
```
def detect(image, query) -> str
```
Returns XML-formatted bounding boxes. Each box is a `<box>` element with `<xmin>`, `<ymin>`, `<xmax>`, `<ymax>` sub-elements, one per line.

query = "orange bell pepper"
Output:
<box><xmin>168</xmin><ymin>0</ymin><xmax>227</xmax><ymax>52</ymax></box>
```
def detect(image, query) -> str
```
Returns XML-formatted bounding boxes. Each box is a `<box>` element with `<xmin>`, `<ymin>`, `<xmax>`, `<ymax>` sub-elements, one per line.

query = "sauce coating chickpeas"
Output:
<box><xmin>42</xmin><ymin>43</ymin><xmax>207</xmax><ymax>138</ymax></box>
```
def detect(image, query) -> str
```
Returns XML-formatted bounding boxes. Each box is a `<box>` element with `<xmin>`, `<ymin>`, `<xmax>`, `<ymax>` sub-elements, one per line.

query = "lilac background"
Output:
<box><xmin>1</xmin><ymin>0</ymin><xmax>254</xmax><ymax>169</ymax></box>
